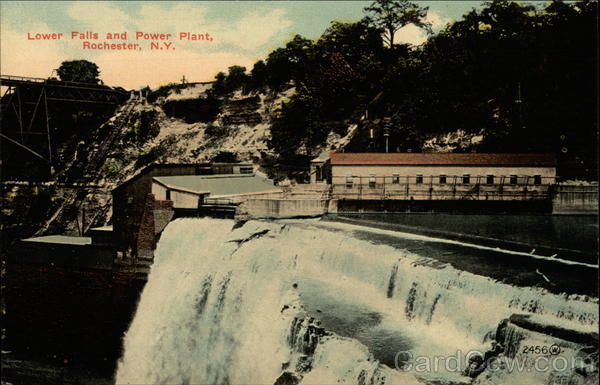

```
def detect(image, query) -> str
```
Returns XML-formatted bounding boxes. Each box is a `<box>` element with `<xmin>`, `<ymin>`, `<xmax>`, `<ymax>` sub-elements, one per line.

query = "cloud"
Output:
<box><xmin>394</xmin><ymin>11</ymin><xmax>450</xmax><ymax>46</ymax></box>
<box><xmin>67</xmin><ymin>2</ymin><xmax>132</xmax><ymax>32</ymax></box>
<box><xmin>132</xmin><ymin>4</ymin><xmax>292</xmax><ymax>52</ymax></box>
<box><xmin>0</xmin><ymin>22</ymin><xmax>74</xmax><ymax>78</ymax></box>
<box><xmin>428</xmin><ymin>11</ymin><xmax>451</xmax><ymax>30</ymax></box>
<box><xmin>137</xmin><ymin>3</ymin><xmax>207</xmax><ymax>34</ymax></box>
<box><xmin>65</xmin><ymin>2</ymin><xmax>291</xmax><ymax>51</ymax></box>
<box><xmin>219</xmin><ymin>9</ymin><xmax>293</xmax><ymax>50</ymax></box>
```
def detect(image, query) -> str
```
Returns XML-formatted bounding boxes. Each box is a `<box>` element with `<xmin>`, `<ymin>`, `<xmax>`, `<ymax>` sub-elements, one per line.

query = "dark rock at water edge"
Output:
<box><xmin>274</xmin><ymin>371</ymin><xmax>301</xmax><ymax>385</ymax></box>
<box><xmin>509</xmin><ymin>314</ymin><xmax>599</xmax><ymax>346</ymax></box>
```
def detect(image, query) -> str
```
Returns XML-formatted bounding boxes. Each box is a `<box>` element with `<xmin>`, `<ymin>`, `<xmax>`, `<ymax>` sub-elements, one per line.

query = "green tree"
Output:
<box><xmin>316</xmin><ymin>20</ymin><xmax>387</xmax><ymax>111</ymax></box>
<box><xmin>225</xmin><ymin>65</ymin><xmax>249</xmax><ymax>92</ymax></box>
<box><xmin>249</xmin><ymin>60</ymin><xmax>268</xmax><ymax>90</ymax></box>
<box><xmin>264</xmin><ymin>35</ymin><xmax>316</xmax><ymax>90</ymax></box>
<box><xmin>269</xmin><ymin>93</ymin><xmax>328</xmax><ymax>157</ymax></box>
<box><xmin>364</xmin><ymin>0</ymin><xmax>431</xmax><ymax>47</ymax></box>
<box><xmin>56</xmin><ymin>60</ymin><xmax>101</xmax><ymax>83</ymax></box>
<box><xmin>212</xmin><ymin>72</ymin><xmax>227</xmax><ymax>95</ymax></box>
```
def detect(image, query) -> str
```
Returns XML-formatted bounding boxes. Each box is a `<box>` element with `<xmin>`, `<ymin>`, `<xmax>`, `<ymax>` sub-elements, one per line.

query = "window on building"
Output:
<box><xmin>486</xmin><ymin>175</ymin><xmax>494</xmax><ymax>185</ymax></box>
<box><xmin>392</xmin><ymin>174</ymin><xmax>400</xmax><ymax>184</ymax></box>
<box><xmin>240</xmin><ymin>166</ymin><xmax>253</xmax><ymax>174</ymax></box>
<box><xmin>533</xmin><ymin>175</ymin><xmax>542</xmax><ymax>185</ymax></box>
<box><xmin>462</xmin><ymin>174</ymin><xmax>470</xmax><ymax>184</ymax></box>
<box><xmin>510</xmin><ymin>175</ymin><xmax>518</xmax><ymax>185</ymax></box>
<box><xmin>346</xmin><ymin>176</ymin><xmax>353</xmax><ymax>189</ymax></box>
<box><xmin>416</xmin><ymin>174</ymin><xmax>423</xmax><ymax>184</ymax></box>
<box><xmin>166</xmin><ymin>189</ymin><xmax>171</xmax><ymax>200</ymax></box>
<box><xmin>439</xmin><ymin>175</ymin><xmax>446</xmax><ymax>184</ymax></box>
<box><xmin>369</xmin><ymin>174</ymin><xmax>376</xmax><ymax>188</ymax></box>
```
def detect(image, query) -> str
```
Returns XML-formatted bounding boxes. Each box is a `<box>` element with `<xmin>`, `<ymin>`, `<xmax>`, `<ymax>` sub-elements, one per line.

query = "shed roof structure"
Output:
<box><xmin>152</xmin><ymin>174</ymin><xmax>279</xmax><ymax>197</ymax></box>
<box><xmin>329</xmin><ymin>153</ymin><xmax>557</xmax><ymax>167</ymax></box>
<box><xmin>113</xmin><ymin>162</ymin><xmax>254</xmax><ymax>192</ymax></box>
<box><xmin>21</xmin><ymin>235</ymin><xmax>92</xmax><ymax>245</ymax></box>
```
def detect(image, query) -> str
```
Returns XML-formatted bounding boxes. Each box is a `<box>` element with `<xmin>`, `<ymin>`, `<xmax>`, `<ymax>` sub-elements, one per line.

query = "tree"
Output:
<box><xmin>56</xmin><ymin>60</ymin><xmax>101</xmax><ymax>84</ymax></box>
<box><xmin>364</xmin><ymin>0</ymin><xmax>431</xmax><ymax>47</ymax></box>
<box><xmin>225</xmin><ymin>65</ymin><xmax>249</xmax><ymax>92</ymax></box>
<box><xmin>211</xmin><ymin>66</ymin><xmax>250</xmax><ymax>95</ymax></box>
<box><xmin>317</xmin><ymin>19</ymin><xmax>385</xmax><ymax>67</ymax></box>
<box><xmin>263</xmin><ymin>35</ymin><xmax>316</xmax><ymax>90</ymax></box>
<box><xmin>316</xmin><ymin>19</ymin><xmax>386</xmax><ymax>101</ymax></box>
<box><xmin>212</xmin><ymin>72</ymin><xmax>227</xmax><ymax>95</ymax></box>
<box><xmin>249</xmin><ymin>60</ymin><xmax>268</xmax><ymax>90</ymax></box>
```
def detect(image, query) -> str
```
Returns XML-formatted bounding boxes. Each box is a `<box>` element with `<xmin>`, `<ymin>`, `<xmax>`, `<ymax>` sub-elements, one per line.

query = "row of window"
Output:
<box><xmin>345</xmin><ymin>174</ymin><xmax>544</xmax><ymax>188</ymax></box>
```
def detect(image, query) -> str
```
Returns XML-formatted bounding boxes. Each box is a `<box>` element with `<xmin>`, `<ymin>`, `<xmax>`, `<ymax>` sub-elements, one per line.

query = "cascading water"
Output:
<box><xmin>116</xmin><ymin>218</ymin><xmax>598</xmax><ymax>385</ymax></box>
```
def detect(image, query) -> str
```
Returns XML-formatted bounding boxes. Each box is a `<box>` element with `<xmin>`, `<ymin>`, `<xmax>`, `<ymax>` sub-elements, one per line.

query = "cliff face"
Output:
<box><xmin>1</xmin><ymin>101</ymin><xmax>143</xmax><ymax>246</ymax></box>
<box><xmin>138</xmin><ymin>85</ymin><xmax>295</xmax><ymax>163</ymax></box>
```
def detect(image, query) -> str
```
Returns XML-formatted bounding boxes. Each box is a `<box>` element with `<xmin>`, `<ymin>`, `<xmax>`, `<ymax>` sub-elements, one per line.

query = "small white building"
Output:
<box><xmin>151</xmin><ymin>173</ymin><xmax>282</xmax><ymax>209</ymax></box>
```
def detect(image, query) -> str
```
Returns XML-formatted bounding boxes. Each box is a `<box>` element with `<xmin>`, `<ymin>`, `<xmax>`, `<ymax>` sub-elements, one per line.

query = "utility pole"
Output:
<box><xmin>516</xmin><ymin>82</ymin><xmax>524</xmax><ymax>129</ymax></box>
<box><xmin>383</xmin><ymin>118</ymin><xmax>391</xmax><ymax>153</ymax></box>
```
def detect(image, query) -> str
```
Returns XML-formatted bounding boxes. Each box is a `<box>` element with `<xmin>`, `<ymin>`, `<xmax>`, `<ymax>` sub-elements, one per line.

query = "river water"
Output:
<box><xmin>115</xmin><ymin>217</ymin><xmax>598</xmax><ymax>384</ymax></box>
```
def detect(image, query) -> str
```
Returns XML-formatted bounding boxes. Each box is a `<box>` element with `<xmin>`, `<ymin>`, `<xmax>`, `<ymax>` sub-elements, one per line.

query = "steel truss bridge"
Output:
<box><xmin>0</xmin><ymin>74</ymin><xmax>128</xmax><ymax>163</ymax></box>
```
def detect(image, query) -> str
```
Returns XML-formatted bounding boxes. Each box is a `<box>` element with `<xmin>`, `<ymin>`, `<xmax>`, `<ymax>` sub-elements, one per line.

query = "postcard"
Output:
<box><xmin>1</xmin><ymin>1</ymin><xmax>598</xmax><ymax>384</ymax></box>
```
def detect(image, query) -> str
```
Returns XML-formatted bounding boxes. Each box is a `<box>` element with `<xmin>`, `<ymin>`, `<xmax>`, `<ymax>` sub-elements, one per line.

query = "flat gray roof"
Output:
<box><xmin>90</xmin><ymin>226</ymin><xmax>113</xmax><ymax>232</ymax></box>
<box><xmin>22</xmin><ymin>235</ymin><xmax>92</xmax><ymax>245</ymax></box>
<box><xmin>153</xmin><ymin>174</ymin><xmax>279</xmax><ymax>197</ymax></box>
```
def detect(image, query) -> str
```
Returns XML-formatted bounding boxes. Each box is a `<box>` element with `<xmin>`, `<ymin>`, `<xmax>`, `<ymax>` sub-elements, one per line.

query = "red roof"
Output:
<box><xmin>329</xmin><ymin>153</ymin><xmax>556</xmax><ymax>166</ymax></box>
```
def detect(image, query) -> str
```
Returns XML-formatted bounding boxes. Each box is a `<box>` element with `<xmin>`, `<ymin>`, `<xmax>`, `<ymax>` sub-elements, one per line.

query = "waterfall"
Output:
<box><xmin>116</xmin><ymin>218</ymin><xmax>598</xmax><ymax>384</ymax></box>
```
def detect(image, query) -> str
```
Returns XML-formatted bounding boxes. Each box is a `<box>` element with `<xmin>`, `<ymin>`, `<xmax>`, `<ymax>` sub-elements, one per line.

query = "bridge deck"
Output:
<box><xmin>2</xmin><ymin>74</ymin><xmax>120</xmax><ymax>90</ymax></box>
<box><xmin>1</xmin><ymin>74</ymin><xmax>128</xmax><ymax>104</ymax></box>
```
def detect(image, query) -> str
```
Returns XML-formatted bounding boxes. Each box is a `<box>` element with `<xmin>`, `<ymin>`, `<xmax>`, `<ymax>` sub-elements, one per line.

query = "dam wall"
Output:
<box><xmin>237</xmin><ymin>198</ymin><xmax>335</xmax><ymax>218</ymax></box>
<box><xmin>552</xmin><ymin>184</ymin><xmax>598</xmax><ymax>214</ymax></box>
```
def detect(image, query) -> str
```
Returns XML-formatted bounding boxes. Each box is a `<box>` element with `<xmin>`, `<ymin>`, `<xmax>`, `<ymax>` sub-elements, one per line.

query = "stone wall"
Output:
<box><xmin>336</xmin><ymin>199</ymin><xmax>553</xmax><ymax>214</ymax></box>
<box><xmin>238</xmin><ymin>198</ymin><xmax>330</xmax><ymax>218</ymax></box>
<box><xmin>136</xmin><ymin>193</ymin><xmax>173</xmax><ymax>261</ymax></box>
<box><xmin>154</xmin><ymin>200</ymin><xmax>175</xmax><ymax>234</ymax></box>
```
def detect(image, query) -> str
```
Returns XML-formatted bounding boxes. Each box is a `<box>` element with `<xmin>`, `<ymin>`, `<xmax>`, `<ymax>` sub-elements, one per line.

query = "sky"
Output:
<box><xmin>0</xmin><ymin>1</ymin><xmax>547</xmax><ymax>89</ymax></box>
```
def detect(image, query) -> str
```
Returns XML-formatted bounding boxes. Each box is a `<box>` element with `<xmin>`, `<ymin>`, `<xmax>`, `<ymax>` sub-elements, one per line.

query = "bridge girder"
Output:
<box><xmin>1</xmin><ymin>74</ymin><xmax>127</xmax><ymax>168</ymax></box>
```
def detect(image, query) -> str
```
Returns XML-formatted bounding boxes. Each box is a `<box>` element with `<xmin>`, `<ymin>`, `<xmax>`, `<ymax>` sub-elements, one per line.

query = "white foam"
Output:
<box><xmin>116</xmin><ymin>218</ymin><xmax>598</xmax><ymax>384</ymax></box>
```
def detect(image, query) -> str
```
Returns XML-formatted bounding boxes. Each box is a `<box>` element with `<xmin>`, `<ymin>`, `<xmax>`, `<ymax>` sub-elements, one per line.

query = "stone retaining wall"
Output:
<box><xmin>238</xmin><ymin>198</ymin><xmax>334</xmax><ymax>218</ymax></box>
<box><xmin>552</xmin><ymin>184</ymin><xmax>598</xmax><ymax>213</ymax></box>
